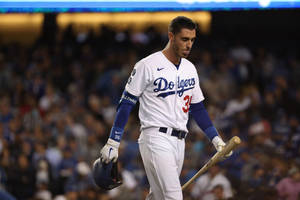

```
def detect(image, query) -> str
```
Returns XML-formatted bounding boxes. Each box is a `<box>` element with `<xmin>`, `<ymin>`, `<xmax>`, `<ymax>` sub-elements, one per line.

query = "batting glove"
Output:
<box><xmin>212</xmin><ymin>136</ymin><xmax>233</xmax><ymax>157</ymax></box>
<box><xmin>100</xmin><ymin>138</ymin><xmax>120</xmax><ymax>164</ymax></box>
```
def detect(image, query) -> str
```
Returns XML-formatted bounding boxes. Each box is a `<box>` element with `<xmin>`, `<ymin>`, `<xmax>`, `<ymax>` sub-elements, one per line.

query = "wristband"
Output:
<box><xmin>109</xmin><ymin>126</ymin><xmax>124</xmax><ymax>142</ymax></box>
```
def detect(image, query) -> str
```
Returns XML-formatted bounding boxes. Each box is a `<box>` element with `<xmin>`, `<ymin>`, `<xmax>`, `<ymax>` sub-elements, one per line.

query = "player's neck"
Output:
<box><xmin>162</xmin><ymin>43</ymin><xmax>181</xmax><ymax>65</ymax></box>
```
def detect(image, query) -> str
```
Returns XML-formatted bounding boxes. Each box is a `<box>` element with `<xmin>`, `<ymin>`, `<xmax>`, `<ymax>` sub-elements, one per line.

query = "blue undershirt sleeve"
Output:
<box><xmin>190</xmin><ymin>101</ymin><xmax>219</xmax><ymax>141</ymax></box>
<box><xmin>109</xmin><ymin>91</ymin><xmax>138</xmax><ymax>142</ymax></box>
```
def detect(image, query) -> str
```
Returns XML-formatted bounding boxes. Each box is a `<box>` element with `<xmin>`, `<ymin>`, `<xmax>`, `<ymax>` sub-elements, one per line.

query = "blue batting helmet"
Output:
<box><xmin>92</xmin><ymin>158</ymin><xmax>122</xmax><ymax>190</ymax></box>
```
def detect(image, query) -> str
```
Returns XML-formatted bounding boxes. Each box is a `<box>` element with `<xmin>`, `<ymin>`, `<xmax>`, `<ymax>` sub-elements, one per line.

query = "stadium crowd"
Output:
<box><xmin>0</xmin><ymin>24</ymin><xmax>300</xmax><ymax>200</ymax></box>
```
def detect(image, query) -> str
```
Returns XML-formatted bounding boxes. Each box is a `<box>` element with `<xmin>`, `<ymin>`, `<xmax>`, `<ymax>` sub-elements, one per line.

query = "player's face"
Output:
<box><xmin>170</xmin><ymin>28</ymin><xmax>196</xmax><ymax>58</ymax></box>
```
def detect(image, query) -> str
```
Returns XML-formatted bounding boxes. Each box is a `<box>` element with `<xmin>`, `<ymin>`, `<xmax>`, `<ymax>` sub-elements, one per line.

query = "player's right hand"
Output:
<box><xmin>100</xmin><ymin>138</ymin><xmax>120</xmax><ymax>163</ymax></box>
<box><xmin>212</xmin><ymin>136</ymin><xmax>233</xmax><ymax>157</ymax></box>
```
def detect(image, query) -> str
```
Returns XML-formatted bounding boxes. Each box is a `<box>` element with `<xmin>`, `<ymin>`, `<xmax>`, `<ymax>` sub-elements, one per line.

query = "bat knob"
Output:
<box><xmin>232</xmin><ymin>136</ymin><xmax>241</xmax><ymax>144</ymax></box>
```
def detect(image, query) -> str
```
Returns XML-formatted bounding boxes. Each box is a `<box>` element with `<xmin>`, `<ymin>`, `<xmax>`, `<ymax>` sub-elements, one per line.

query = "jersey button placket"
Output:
<box><xmin>174</xmin><ymin>70</ymin><xmax>179</xmax><ymax>128</ymax></box>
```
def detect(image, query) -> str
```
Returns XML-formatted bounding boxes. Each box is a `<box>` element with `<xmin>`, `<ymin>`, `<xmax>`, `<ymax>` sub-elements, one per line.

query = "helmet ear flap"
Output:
<box><xmin>92</xmin><ymin>158</ymin><xmax>122</xmax><ymax>190</ymax></box>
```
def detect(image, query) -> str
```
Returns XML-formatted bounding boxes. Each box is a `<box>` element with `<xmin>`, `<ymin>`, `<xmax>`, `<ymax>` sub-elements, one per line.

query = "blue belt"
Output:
<box><xmin>159</xmin><ymin>127</ymin><xmax>187</xmax><ymax>140</ymax></box>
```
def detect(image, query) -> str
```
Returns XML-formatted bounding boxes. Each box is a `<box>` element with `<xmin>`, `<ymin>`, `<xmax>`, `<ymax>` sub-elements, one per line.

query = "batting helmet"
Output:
<box><xmin>92</xmin><ymin>158</ymin><xmax>122</xmax><ymax>190</ymax></box>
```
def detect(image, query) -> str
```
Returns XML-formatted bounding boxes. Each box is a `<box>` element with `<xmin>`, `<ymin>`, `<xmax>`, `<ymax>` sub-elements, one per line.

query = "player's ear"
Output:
<box><xmin>168</xmin><ymin>32</ymin><xmax>174</xmax><ymax>41</ymax></box>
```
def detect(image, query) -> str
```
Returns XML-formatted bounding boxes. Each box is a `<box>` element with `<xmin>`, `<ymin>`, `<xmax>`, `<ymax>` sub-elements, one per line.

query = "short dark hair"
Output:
<box><xmin>168</xmin><ymin>16</ymin><xmax>196</xmax><ymax>34</ymax></box>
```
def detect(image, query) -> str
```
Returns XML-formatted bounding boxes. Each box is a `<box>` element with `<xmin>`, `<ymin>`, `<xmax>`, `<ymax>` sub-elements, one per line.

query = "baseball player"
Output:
<box><xmin>100</xmin><ymin>16</ymin><xmax>232</xmax><ymax>200</ymax></box>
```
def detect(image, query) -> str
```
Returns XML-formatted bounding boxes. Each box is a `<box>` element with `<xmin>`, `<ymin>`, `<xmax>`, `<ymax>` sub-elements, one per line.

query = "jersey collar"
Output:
<box><xmin>160</xmin><ymin>51</ymin><xmax>182</xmax><ymax>71</ymax></box>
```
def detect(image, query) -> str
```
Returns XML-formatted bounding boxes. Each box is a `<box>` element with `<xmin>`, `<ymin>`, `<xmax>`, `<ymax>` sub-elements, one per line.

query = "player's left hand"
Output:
<box><xmin>100</xmin><ymin>138</ymin><xmax>120</xmax><ymax>163</ymax></box>
<box><xmin>212</xmin><ymin>136</ymin><xmax>233</xmax><ymax>157</ymax></box>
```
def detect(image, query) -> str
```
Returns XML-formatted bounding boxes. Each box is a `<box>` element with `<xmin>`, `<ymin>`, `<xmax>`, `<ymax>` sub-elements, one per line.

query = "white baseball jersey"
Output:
<box><xmin>125</xmin><ymin>51</ymin><xmax>204</xmax><ymax>132</ymax></box>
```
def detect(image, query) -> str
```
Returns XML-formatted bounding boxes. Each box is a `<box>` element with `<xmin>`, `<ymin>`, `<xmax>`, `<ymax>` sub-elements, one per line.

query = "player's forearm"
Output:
<box><xmin>109</xmin><ymin>103</ymin><xmax>134</xmax><ymax>142</ymax></box>
<box><xmin>190</xmin><ymin>101</ymin><xmax>218</xmax><ymax>141</ymax></box>
<box><xmin>109</xmin><ymin>91</ymin><xmax>138</xmax><ymax>142</ymax></box>
<box><xmin>190</xmin><ymin>102</ymin><xmax>232</xmax><ymax>155</ymax></box>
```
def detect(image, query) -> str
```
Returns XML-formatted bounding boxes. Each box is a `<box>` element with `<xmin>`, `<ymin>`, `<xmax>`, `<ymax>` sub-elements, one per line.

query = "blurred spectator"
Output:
<box><xmin>39</xmin><ymin>83</ymin><xmax>61</xmax><ymax>112</ymax></box>
<box><xmin>64</xmin><ymin>161</ymin><xmax>94</xmax><ymax>194</ymax></box>
<box><xmin>7</xmin><ymin>154</ymin><xmax>36</xmax><ymax>199</ymax></box>
<box><xmin>211</xmin><ymin>184</ymin><xmax>226</xmax><ymax>200</ymax></box>
<box><xmin>276</xmin><ymin>166</ymin><xmax>300</xmax><ymax>200</ymax></box>
<box><xmin>53</xmin><ymin>195</ymin><xmax>66</xmax><ymax>200</ymax></box>
<box><xmin>191</xmin><ymin>165</ymin><xmax>233</xmax><ymax>199</ymax></box>
<box><xmin>36</xmin><ymin>159</ymin><xmax>53</xmax><ymax>186</ymax></box>
<box><xmin>34</xmin><ymin>182</ymin><xmax>52</xmax><ymax>200</ymax></box>
<box><xmin>248</xmin><ymin>165</ymin><xmax>266</xmax><ymax>188</ymax></box>
<box><xmin>56</xmin><ymin>146</ymin><xmax>77</xmax><ymax>194</ymax></box>
<box><xmin>223</xmin><ymin>88</ymin><xmax>251</xmax><ymax>117</ymax></box>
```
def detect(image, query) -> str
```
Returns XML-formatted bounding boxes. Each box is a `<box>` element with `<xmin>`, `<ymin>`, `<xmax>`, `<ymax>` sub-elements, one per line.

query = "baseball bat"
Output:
<box><xmin>181</xmin><ymin>136</ymin><xmax>241</xmax><ymax>191</ymax></box>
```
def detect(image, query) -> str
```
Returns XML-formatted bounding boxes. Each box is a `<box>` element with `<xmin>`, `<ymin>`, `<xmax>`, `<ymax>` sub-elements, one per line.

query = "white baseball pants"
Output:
<box><xmin>138</xmin><ymin>127</ymin><xmax>185</xmax><ymax>200</ymax></box>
